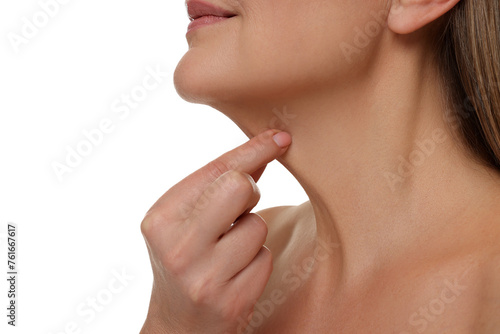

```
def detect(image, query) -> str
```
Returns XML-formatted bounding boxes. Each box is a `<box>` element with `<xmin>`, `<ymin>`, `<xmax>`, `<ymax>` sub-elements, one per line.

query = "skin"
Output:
<box><xmin>141</xmin><ymin>0</ymin><xmax>500</xmax><ymax>332</ymax></box>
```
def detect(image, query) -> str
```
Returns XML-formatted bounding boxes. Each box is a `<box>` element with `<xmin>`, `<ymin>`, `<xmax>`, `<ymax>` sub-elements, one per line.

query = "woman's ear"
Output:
<box><xmin>388</xmin><ymin>0</ymin><xmax>460</xmax><ymax>34</ymax></box>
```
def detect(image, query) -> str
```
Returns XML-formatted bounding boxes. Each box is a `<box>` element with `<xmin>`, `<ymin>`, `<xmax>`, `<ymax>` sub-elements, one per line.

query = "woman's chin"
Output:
<box><xmin>173</xmin><ymin>51</ymin><xmax>295</xmax><ymax>108</ymax></box>
<box><xmin>174</xmin><ymin>67</ymin><xmax>206</xmax><ymax>104</ymax></box>
<box><xmin>173</xmin><ymin>57</ymin><xmax>229</xmax><ymax>105</ymax></box>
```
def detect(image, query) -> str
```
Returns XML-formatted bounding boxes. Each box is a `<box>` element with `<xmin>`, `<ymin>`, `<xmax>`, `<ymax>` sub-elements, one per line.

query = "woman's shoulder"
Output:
<box><xmin>256</xmin><ymin>201</ymin><xmax>312</xmax><ymax>234</ymax></box>
<box><xmin>255</xmin><ymin>204</ymin><xmax>298</xmax><ymax>247</ymax></box>
<box><xmin>255</xmin><ymin>201</ymin><xmax>314</xmax><ymax>257</ymax></box>
<box><xmin>256</xmin><ymin>202</ymin><xmax>303</xmax><ymax>226</ymax></box>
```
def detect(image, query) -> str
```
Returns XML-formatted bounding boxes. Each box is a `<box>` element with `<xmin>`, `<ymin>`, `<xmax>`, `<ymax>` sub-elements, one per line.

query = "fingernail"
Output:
<box><xmin>272</xmin><ymin>132</ymin><xmax>292</xmax><ymax>148</ymax></box>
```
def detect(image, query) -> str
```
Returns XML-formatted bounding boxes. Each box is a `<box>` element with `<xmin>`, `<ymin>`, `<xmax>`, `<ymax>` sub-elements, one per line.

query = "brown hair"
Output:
<box><xmin>437</xmin><ymin>0</ymin><xmax>500</xmax><ymax>169</ymax></box>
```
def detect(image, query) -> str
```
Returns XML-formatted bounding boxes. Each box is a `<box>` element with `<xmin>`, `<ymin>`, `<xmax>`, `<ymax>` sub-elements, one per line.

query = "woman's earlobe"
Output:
<box><xmin>387</xmin><ymin>0</ymin><xmax>460</xmax><ymax>34</ymax></box>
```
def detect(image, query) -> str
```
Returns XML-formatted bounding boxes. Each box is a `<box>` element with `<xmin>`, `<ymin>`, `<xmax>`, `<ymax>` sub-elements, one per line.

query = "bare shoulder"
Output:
<box><xmin>254</xmin><ymin>205</ymin><xmax>293</xmax><ymax>226</ymax></box>
<box><xmin>255</xmin><ymin>201</ymin><xmax>312</xmax><ymax>234</ymax></box>
<box><xmin>255</xmin><ymin>201</ymin><xmax>313</xmax><ymax>256</ymax></box>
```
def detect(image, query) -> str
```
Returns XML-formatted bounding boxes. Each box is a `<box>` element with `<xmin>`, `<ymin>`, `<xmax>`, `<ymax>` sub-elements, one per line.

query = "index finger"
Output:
<box><xmin>149</xmin><ymin>129</ymin><xmax>292</xmax><ymax>217</ymax></box>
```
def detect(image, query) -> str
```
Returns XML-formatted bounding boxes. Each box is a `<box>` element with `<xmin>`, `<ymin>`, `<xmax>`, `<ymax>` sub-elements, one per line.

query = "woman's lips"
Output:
<box><xmin>187</xmin><ymin>15</ymin><xmax>232</xmax><ymax>33</ymax></box>
<box><xmin>186</xmin><ymin>0</ymin><xmax>236</xmax><ymax>34</ymax></box>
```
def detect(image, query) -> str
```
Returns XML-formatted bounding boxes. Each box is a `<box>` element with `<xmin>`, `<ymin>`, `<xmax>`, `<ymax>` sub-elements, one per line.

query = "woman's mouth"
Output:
<box><xmin>186</xmin><ymin>0</ymin><xmax>237</xmax><ymax>34</ymax></box>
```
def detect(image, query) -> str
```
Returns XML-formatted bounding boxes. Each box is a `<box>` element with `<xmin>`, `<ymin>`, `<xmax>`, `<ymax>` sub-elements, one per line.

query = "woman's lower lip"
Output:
<box><xmin>187</xmin><ymin>15</ymin><xmax>232</xmax><ymax>34</ymax></box>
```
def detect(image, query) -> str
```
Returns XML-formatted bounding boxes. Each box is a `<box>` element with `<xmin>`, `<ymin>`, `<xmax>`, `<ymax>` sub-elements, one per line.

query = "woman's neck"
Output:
<box><xmin>212</xmin><ymin>40</ymin><xmax>500</xmax><ymax>288</ymax></box>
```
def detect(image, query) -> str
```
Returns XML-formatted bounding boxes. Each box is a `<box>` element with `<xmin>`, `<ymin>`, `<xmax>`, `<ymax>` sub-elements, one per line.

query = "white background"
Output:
<box><xmin>0</xmin><ymin>0</ymin><xmax>307</xmax><ymax>333</ymax></box>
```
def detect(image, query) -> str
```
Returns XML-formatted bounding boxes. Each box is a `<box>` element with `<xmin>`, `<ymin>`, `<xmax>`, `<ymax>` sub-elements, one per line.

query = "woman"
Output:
<box><xmin>140</xmin><ymin>0</ymin><xmax>500</xmax><ymax>332</ymax></box>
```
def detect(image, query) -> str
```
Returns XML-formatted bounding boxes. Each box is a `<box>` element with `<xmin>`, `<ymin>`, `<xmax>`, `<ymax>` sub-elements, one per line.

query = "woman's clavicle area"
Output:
<box><xmin>247</xmin><ymin>202</ymin><xmax>500</xmax><ymax>334</ymax></box>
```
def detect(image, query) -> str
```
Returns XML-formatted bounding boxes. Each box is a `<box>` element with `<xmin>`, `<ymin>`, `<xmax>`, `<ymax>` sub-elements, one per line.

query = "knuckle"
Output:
<box><xmin>140</xmin><ymin>211</ymin><xmax>166</xmax><ymax>238</ymax></box>
<box><xmin>219</xmin><ymin>171</ymin><xmax>256</xmax><ymax>199</ymax></box>
<box><xmin>205</xmin><ymin>160</ymin><xmax>232</xmax><ymax>180</ymax></box>
<box><xmin>187</xmin><ymin>276</ymin><xmax>216</xmax><ymax>305</ymax></box>
<box><xmin>161</xmin><ymin>244</ymin><xmax>189</xmax><ymax>275</ymax></box>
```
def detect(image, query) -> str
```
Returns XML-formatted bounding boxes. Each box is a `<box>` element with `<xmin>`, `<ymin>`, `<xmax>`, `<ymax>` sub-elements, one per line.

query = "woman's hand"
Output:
<box><xmin>140</xmin><ymin>129</ymin><xmax>292</xmax><ymax>334</ymax></box>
